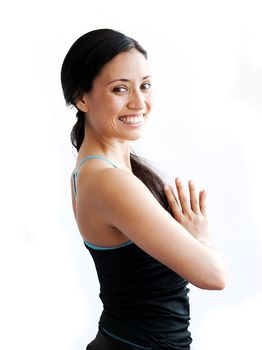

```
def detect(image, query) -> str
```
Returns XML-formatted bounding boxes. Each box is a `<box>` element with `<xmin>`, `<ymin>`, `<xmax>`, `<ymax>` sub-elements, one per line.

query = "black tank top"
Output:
<box><xmin>72</xmin><ymin>155</ymin><xmax>192</xmax><ymax>350</ymax></box>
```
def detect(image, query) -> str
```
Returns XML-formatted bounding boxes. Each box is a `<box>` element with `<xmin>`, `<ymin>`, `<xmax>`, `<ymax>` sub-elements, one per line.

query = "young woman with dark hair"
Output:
<box><xmin>61</xmin><ymin>29</ymin><xmax>226</xmax><ymax>350</ymax></box>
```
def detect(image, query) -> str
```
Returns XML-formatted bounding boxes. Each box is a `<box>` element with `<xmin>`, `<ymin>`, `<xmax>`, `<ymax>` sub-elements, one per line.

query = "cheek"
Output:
<box><xmin>93</xmin><ymin>96</ymin><xmax>124</xmax><ymax>129</ymax></box>
<box><xmin>92</xmin><ymin>96</ymin><xmax>119</xmax><ymax>118</ymax></box>
<box><xmin>88</xmin><ymin>92</ymin><xmax>126</xmax><ymax>124</ymax></box>
<box><xmin>107</xmin><ymin>95</ymin><xmax>126</xmax><ymax>112</ymax></box>
<box><xmin>146</xmin><ymin>92</ymin><xmax>154</xmax><ymax>110</ymax></box>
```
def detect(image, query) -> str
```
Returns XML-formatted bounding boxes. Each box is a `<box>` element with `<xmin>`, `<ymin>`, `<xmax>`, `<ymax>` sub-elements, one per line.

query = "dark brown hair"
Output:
<box><xmin>60</xmin><ymin>29</ymin><xmax>171</xmax><ymax>213</ymax></box>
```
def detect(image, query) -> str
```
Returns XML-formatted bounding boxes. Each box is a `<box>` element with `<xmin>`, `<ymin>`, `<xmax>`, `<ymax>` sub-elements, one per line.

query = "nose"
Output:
<box><xmin>127</xmin><ymin>89</ymin><xmax>146</xmax><ymax>110</ymax></box>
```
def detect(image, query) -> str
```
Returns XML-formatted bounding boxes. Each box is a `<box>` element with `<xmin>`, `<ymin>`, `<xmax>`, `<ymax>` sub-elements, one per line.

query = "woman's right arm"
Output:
<box><xmin>78</xmin><ymin>167</ymin><xmax>227</xmax><ymax>290</ymax></box>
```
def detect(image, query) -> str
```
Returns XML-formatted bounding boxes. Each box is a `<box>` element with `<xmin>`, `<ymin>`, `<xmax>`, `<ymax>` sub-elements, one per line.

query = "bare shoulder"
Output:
<box><xmin>81</xmin><ymin>166</ymin><xmax>181</xmax><ymax>260</ymax></box>
<box><xmin>76</xmin><ymin>165</ymin><xmax>163</xmax><ymax>234</ymax></box>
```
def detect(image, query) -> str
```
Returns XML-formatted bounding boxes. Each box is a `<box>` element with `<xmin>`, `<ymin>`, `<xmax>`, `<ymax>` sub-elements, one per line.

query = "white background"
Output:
<box><xmin>1</xmin><ymin>0</ymin><xmax>262</xmax><ymax>349</ymax></box>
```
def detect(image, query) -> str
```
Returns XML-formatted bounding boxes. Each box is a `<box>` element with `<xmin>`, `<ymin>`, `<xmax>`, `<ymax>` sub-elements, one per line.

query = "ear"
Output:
<box><xmin>75</xmin><ymin>93</ymin><xmax>89</xmax><ymax>113</ymax></box>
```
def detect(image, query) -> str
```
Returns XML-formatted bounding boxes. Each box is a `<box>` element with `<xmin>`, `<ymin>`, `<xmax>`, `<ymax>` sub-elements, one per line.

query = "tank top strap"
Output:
<box><xmin>72</xmin><ymin>155</ymin><xmax>118</xmax><ymax>197</ymax></box>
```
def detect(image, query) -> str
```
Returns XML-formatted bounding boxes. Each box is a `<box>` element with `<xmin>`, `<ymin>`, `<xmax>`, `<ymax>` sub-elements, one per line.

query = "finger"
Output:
<box><xmin>164</xmin><ymin>185</ymin><xmax>183</xmax><ymax>220</ymax></box>
<box><xmin>199</xmin><ymin>189</ymin><xmax>207</xmax><ymax>216</ymax></box>
<box><xmin>175</xmin><ymin>178</ymin><xmax>190</xmax><ymax>215</ymax></box>
<box><xmin>164</xmin><ymin>185</ymin><xmax>180</xmax><ymax>209</ymax></box>
<box><xmin>188</xmin><ymin>180</ymin><xmax>201</xmax><ymax>214</ymax></box>
<box><xmin>165</xmin><ymin>184</ymin><xmax>180</xmax><ymax>205</ymax></box>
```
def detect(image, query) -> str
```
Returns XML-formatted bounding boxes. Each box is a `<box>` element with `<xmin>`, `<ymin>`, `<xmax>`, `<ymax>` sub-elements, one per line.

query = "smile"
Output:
<box><xmin>118</xmin><ymin>114</ymin><xmax>144</xmax><ymax>125</ymax></box>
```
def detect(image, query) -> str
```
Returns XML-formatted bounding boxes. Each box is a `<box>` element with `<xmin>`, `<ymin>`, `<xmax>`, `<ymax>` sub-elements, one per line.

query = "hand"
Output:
<box><xmin>164</xmin><ymin>178</ymin><xmax>210</xmax><ymax>246</ymax></box>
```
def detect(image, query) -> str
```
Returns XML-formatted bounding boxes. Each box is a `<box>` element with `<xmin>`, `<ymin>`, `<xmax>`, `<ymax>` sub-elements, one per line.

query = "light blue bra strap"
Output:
<box><xmin>72</xmin><ymin>155</ymin><xmax>118</xmax><ymax>197</ymax></box>
<box><xmin>84</xmin><ymin>239</ymin><xmax>133</xmax><ymax>250</ymax></box>
<box><xmin>72</xmin><ymin>171</ymin><xmax>77</xmax><ymax>197</ymax></box>
<box><xmin>75</xmin><ymin>155</ymin><xmax>117</xmax><ymax>178</ymax></box>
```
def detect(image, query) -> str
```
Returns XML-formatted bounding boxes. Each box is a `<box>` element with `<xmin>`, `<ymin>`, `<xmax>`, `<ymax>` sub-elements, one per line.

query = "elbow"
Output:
<box><xmin>210</xmin><ymin>275</ymin><xmax>226</xmax><ymax>290</ymax></box>
<box><xmin>211</xmin><ymin>262</ymin><xmax>227</xmax><ymax>290</ymax></box>
<box><xmin>199</xmin><ymin>252</ymin><xmax>228</xmax><ymax>290</ymax></box>
<box><xmin>217</xmin><ymin>271</ymin><xmax>227</xmax><ymax>290</ymax></box>
<box><xmin>202</xmin><ymin>269</ymin><xmax>227</xmax><ymax>290</ymax></box>
<box><xmin>192</xmin><ymin>262</ymin><xmax>227</xmax><ymax>290</ymax></box>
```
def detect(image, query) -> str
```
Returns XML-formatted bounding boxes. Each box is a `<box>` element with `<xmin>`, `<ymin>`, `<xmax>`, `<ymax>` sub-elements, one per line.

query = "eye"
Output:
<box><xmin>112</xmin><ymin>86</ymin><xmax>128</xmax><ymax>93</ymax></box>
<box><xmin>141</xmin><ymin>82</ymin><xmax>151</xmax><ymax>90</ymax></box>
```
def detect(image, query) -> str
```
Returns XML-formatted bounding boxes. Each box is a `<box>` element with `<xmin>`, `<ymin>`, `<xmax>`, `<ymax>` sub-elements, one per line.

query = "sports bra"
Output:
<box><xmin>72</xmin><ymin>154</ymin><xmax>118</xmax><ymax>198</ymax></box>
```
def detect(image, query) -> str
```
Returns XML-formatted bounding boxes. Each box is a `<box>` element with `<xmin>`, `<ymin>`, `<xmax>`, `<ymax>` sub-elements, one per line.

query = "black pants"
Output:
<box><xmin>86</xmin><ymin>329</ymin><xmax>150</xmax><ymax>350</ymax></box>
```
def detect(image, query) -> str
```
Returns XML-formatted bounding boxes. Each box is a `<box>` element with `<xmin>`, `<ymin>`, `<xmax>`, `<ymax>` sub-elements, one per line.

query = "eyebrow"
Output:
<box><xmin>106</xmin><ymin>75</ymin><xmax>151</xmax><ymax>85</ymax></box>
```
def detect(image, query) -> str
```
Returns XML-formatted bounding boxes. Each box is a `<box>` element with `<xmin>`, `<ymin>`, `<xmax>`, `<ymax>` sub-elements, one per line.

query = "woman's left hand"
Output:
<box><xmin>164</xmin><ymin>178</ymin><xmax>210</xmax><ymax>246</ymax></box>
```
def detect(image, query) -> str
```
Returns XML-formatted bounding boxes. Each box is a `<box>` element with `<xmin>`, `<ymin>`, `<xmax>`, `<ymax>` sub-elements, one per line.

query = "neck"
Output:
<box><xmin>78</xmin><ymin>126</ymin><xmax>133</xmax><ymax>171</ymax></box>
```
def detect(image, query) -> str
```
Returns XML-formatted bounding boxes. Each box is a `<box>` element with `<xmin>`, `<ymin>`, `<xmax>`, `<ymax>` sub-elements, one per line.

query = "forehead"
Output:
<box><xmin>98</xmin><ymin>49</ymin><xmax>150</xmax><ymax>82</ymax></box>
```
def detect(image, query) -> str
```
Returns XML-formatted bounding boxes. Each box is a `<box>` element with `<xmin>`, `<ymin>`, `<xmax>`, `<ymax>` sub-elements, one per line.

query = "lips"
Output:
<box><xmin>118</xmin><ymin>114</ymin><xmax>144</xmax><ymax>124</ymax></box>
<box><xmin>118</xmin><ymin>113</ymin><xmax>145</xmax><ymax>119</ymax></box>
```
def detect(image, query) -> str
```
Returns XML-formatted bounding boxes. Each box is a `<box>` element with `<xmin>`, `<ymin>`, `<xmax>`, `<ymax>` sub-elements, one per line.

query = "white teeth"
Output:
<box><xmin>119</xmin><ymin>115</ymin><xmax>144</xmax><ymax>124</ymax></box>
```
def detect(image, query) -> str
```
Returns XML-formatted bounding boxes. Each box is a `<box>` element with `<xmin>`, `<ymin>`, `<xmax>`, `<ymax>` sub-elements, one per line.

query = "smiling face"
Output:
<box><xmin>77</xmin><ymin>48</ymin><xmax>154</xmax><ymax>143</ymax></box>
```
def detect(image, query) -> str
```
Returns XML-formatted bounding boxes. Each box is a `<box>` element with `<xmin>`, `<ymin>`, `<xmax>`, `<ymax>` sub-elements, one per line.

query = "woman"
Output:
<box><xmin>61</xmin><ymin>29</ymin><xmax>226</xmax><ymax>350</ymax></box>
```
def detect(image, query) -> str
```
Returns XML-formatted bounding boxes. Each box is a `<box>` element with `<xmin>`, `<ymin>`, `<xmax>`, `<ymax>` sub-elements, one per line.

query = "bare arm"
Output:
<box><xmin>78</xmin><ymin>168</ymin><xmax>227</xmax><ymax>290</ymax></box>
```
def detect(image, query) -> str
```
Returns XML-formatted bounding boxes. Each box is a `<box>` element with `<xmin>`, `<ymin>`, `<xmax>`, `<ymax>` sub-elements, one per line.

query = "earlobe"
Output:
<box><xmin>75</xmin><ymin>94</ymin><xmax>88</xmax><ymax>113</ymax></box>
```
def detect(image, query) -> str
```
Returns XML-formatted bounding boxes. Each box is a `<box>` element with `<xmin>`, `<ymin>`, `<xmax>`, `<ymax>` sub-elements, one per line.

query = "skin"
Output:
<box><xmin>71</xmin><ymin>49</ymin><xmax>227</xmax><ymax>290</ymax></box>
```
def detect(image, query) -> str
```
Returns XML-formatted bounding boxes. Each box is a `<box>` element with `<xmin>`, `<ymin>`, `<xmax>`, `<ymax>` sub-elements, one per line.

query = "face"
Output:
<box><xmin>77</xmin><ymin>49</ymin><xmax>154</xmax><ymax>142</ymax></box>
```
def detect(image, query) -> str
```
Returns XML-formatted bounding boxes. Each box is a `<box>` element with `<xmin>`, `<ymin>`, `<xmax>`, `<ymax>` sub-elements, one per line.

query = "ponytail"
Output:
<box><xmin>70</xmin><ymin>110</ymin><xmax>85</xmax><ymax>152</ymax></box>
<box><xmin>130</xmin><ymin>152</ymin><xmax>172</xmax><ymax>215</ymax></box>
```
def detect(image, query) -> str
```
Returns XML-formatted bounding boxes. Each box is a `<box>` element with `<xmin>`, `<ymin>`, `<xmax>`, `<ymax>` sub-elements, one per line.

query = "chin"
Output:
<box><xmin>124</xmin><ymin>133</ymin><xmax>143</xmax><ymax>141</ymax></box>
